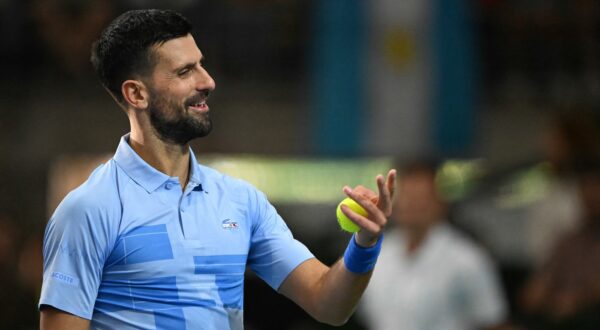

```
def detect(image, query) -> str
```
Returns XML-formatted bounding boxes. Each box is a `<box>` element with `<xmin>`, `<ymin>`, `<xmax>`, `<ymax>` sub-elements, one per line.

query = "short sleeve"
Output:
<box><xmin>39</xmin><ymin>191</ymin><xmax>118</xmax><ymax>320</ymax></box>
<box><xmin>247</xmin><ymin>189</ymin><xmax>314</xmax><ymax>290</ymax></box>
<box><xmin>460</xmin><ymin>253</ymin><xmax>507</xmax><ymax>327</ymax></box>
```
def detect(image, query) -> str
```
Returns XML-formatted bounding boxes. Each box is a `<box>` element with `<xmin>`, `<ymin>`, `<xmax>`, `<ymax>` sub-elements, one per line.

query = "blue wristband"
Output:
<box><xmin>343</xmin><ymin>234</ymin><xmax>384</xmax><ymax>274</ymax></box>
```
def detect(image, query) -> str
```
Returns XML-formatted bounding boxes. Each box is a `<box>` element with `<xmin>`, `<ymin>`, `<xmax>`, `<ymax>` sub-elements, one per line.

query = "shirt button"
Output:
<box><xmin>165</xmin><ymin>183</ymin><xmax>174</xmax><ymax>190</ymax></box>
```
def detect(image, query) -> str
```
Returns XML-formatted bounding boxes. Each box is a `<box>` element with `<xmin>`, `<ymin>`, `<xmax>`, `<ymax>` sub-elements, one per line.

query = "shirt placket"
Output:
<box><xmin>179</xmin><ymin>180</ymin><xmax>202</xmax><ymax>240</ymax></box>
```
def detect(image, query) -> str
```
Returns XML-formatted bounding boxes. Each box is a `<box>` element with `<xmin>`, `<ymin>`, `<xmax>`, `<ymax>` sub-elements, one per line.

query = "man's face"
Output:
<box><xmin>393</xmin><ymin>172</ymin><xmax>444</xmax><ymax>229</ymax></box>
<box><xmin>145</xmin><ymin>34</ymin><xmax>216</xmax><ymax>145</ymax></box>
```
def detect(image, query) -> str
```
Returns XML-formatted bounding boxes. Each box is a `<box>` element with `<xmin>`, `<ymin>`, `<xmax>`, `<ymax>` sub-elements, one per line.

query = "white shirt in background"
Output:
<box><xmin>361</xmin><ymin>223</ymin><xmax>507</xmax><ymax>330</ymax></box>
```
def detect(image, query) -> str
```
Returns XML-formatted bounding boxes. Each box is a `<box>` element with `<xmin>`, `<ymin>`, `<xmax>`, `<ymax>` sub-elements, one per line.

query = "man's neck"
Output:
<box><xmin>405</xmin><ymin>228</ymin><xmax>428</xmax><ymax>255</ymax></box>
<box><xmin>129</xmin><ymin>128</ymin><xmax>191</xmax><ymax>190</ymax></box>
<box><xmin>402</xmin><ymin>221</ymin><xmax>440</xmax><ymax>255</ymax></box>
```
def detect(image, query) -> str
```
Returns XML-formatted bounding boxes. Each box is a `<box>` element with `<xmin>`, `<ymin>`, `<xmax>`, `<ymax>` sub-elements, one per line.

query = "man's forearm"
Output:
<box><xmin>280</xmin><ymin>234</ymin><xmax>383</xmax><ymax>326</ymax></box>
<box><xmin>280</xmin><ymin>257</ymin><xmax>373</xmax><ymax>326</ymax></box>
<box><xmin>280</xmin><ymin>169</ymin><xmax>395</xmax><ymax>326</ymax></box>
<box><xmin>314</xmin><ymin>258</ymin><xmax>373</xmax><ymax>325</ymax></box>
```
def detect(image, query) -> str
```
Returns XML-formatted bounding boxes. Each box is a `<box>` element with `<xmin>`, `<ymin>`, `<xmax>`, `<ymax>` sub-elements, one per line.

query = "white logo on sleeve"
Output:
<box><xmin>51</xmin><ymin>272</ymin><xmax>80</xmax><ymax>286</ymax></box>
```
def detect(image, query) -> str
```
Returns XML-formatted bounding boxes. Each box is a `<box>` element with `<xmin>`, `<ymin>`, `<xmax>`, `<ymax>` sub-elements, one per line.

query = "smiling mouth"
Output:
<box><xmin>187</xmin><ymin>90</ymin><xmax>211</xmax><ymax>113</ymax></box>
<box><xmin>188</xmin><ymin>100</ymin><xmax>209</xmax><ymax>113</ymax></box>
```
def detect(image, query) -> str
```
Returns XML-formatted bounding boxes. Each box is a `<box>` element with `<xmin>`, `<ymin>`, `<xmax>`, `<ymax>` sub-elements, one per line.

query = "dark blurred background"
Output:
<box><xmin>1</xmin><ymin>0</ymin><xmax>599</xmax><ymax>329</ymax></box>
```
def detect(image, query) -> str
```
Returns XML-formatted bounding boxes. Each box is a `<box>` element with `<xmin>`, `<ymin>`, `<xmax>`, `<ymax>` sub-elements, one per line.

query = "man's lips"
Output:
<box><xmin>187</xmin><ymin>90</ymin><xmax>210</xmax><ymax>113</ymax></box>
<box><xmin>188</xmin><ymin>100</ymin><xmax>209</xmax><ymax>113</ymax></box>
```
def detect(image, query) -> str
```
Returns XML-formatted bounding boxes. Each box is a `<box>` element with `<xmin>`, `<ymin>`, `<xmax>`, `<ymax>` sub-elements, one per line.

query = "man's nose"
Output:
<box><xmin>196</xmin><ymin>66</ymin><xmax>216</xmax><ymax>92</ymax></box>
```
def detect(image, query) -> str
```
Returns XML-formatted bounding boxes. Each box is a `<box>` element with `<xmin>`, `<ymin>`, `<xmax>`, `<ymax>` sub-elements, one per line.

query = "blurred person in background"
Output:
<box><xmin>519</xmin><ymin>158</ymin><xmax>600</xmax><ymax>330</ymax></box>
<box><xmin>528</xmin><ymin>111</ymin><xmax>599</xmax><ymax>265</ymax></box>
<box><xmin>360</xmin><ymin>161</ymin><xmax>508</xmax><ymax>330</ymax></box>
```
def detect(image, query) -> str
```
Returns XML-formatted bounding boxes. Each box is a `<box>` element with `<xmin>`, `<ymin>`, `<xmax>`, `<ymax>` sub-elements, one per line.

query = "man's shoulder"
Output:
<box><xmin>55</xmin><ymin>160</ymin><xmax>122</xmax><ymax>217</ymax></box>
<box><xmin>438</xmin><ymin>224</ymin><xmax>495</xmax><ymax>269</ymax></box>
<box><xmin>196</xmin><ymin>163</ymin><xmax>257</xmax><ymax>192</ymax></box>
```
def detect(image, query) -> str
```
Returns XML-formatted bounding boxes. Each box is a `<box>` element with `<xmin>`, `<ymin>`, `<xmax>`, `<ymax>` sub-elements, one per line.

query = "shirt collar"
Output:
<box><xmin>187</xmin><ymin>147</ymin><xmax>203</xmax><ymax>191</ymax></box>
<box><xmin>113</xmin><ymin>133</ymin><xmax>202</xmax><ymax>193</ymax></box>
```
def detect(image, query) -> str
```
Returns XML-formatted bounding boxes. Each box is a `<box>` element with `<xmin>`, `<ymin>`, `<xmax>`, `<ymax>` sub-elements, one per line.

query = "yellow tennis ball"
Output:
<box><xmin>336</xmin><ymin>198</ymin><xmax>367</xmax><ymax>233</ymax></box>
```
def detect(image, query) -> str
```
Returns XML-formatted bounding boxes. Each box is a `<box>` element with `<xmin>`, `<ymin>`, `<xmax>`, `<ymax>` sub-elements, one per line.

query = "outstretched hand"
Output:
<box><xmin>340</xmin><ymin>169</ymin><xmax>397</xmax><ymax>247</ymax></box>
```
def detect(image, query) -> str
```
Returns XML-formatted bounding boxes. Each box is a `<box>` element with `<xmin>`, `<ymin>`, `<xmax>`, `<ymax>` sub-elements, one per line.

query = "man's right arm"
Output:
<box><xmin>39</xmin><ymin>183</ymin><xmax>119</xmax><ymax>327</ymax></box>
<box><xmin>40</xmin><ymin>307</ymin><xmax>90</xmax><ymax>330</ymax></box>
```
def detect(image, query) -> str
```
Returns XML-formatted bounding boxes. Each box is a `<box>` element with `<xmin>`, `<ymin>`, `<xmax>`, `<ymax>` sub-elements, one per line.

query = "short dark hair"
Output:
<box><xmin>90</xmin><ymin>9</ymin><xmax>192</xmax><ymax>103</ymax></box>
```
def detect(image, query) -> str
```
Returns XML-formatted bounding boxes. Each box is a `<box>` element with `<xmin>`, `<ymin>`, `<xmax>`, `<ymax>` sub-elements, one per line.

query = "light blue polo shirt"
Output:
<box><xmin>39</xmin><ymin>134</ymin><xmax>314</xmax><ymax>329</ymax></box>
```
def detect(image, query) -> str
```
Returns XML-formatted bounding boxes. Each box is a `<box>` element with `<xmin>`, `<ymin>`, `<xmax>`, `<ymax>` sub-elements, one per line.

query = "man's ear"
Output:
<box><xmin>121</xmin><ymin>79</ymin><xmax>149</xmax><ymax>109</ymax></box>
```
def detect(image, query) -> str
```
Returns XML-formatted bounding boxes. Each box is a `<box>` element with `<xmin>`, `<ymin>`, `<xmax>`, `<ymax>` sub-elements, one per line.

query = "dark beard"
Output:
<box><xmin>148</xmin><ymin>91</ymin><xmax>213</xmax><ymax>145</ymax></box>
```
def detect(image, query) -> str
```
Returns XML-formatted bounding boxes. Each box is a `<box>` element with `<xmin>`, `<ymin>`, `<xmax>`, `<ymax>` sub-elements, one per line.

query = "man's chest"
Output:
<box><xmin>104</xmin><ymin>190</ymin><xmax>252</xmax><ymax>279</ymax></box>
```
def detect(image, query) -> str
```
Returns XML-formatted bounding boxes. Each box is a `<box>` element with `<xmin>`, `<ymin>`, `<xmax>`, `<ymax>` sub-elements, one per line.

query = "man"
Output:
<box><xmin>361</xmin><ymin>161</ymin><xmax>507</xmax><ymax>330</ymax></box>
<box><xmin>39</xmin><ymin>9</ymin><xmax>396</xmax><ymax>329</ymax></box>
<box><xmin>519</xmin><ymin>159</ymin><xmax>600</xmax><ymax>329</ymax></box>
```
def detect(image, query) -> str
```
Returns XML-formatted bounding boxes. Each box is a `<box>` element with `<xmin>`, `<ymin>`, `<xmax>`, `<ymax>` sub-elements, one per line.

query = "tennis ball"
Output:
<box><xmin>336</xmin><ymin>198</ymin><xmax>367</xmax><ymax>233</ymax></box>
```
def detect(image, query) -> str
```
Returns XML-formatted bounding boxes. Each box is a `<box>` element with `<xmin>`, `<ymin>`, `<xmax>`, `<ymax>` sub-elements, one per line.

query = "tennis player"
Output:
<box><xmin>39</xmin><ymin>9</ymin><xmax>395</xmax><ymax>329</ymax></box>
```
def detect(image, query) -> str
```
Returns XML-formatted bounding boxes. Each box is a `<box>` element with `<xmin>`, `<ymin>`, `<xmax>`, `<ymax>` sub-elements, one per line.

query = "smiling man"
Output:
<box><xmin>38</xmin><ymin>9</ymin><xmax>396</xmax><ymax>329</ymax></box>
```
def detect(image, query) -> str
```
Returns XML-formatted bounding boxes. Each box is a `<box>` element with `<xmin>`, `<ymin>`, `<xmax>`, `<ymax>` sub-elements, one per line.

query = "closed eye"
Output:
<box><xmin>176</xmin><ymin>59</ymin><xmax>205</xmax><ymax>77</ymax></box>
<box><xmin>178</xmin><ymin>68</ymin><xmax>192</xmax><ymax>76</ymax></box>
